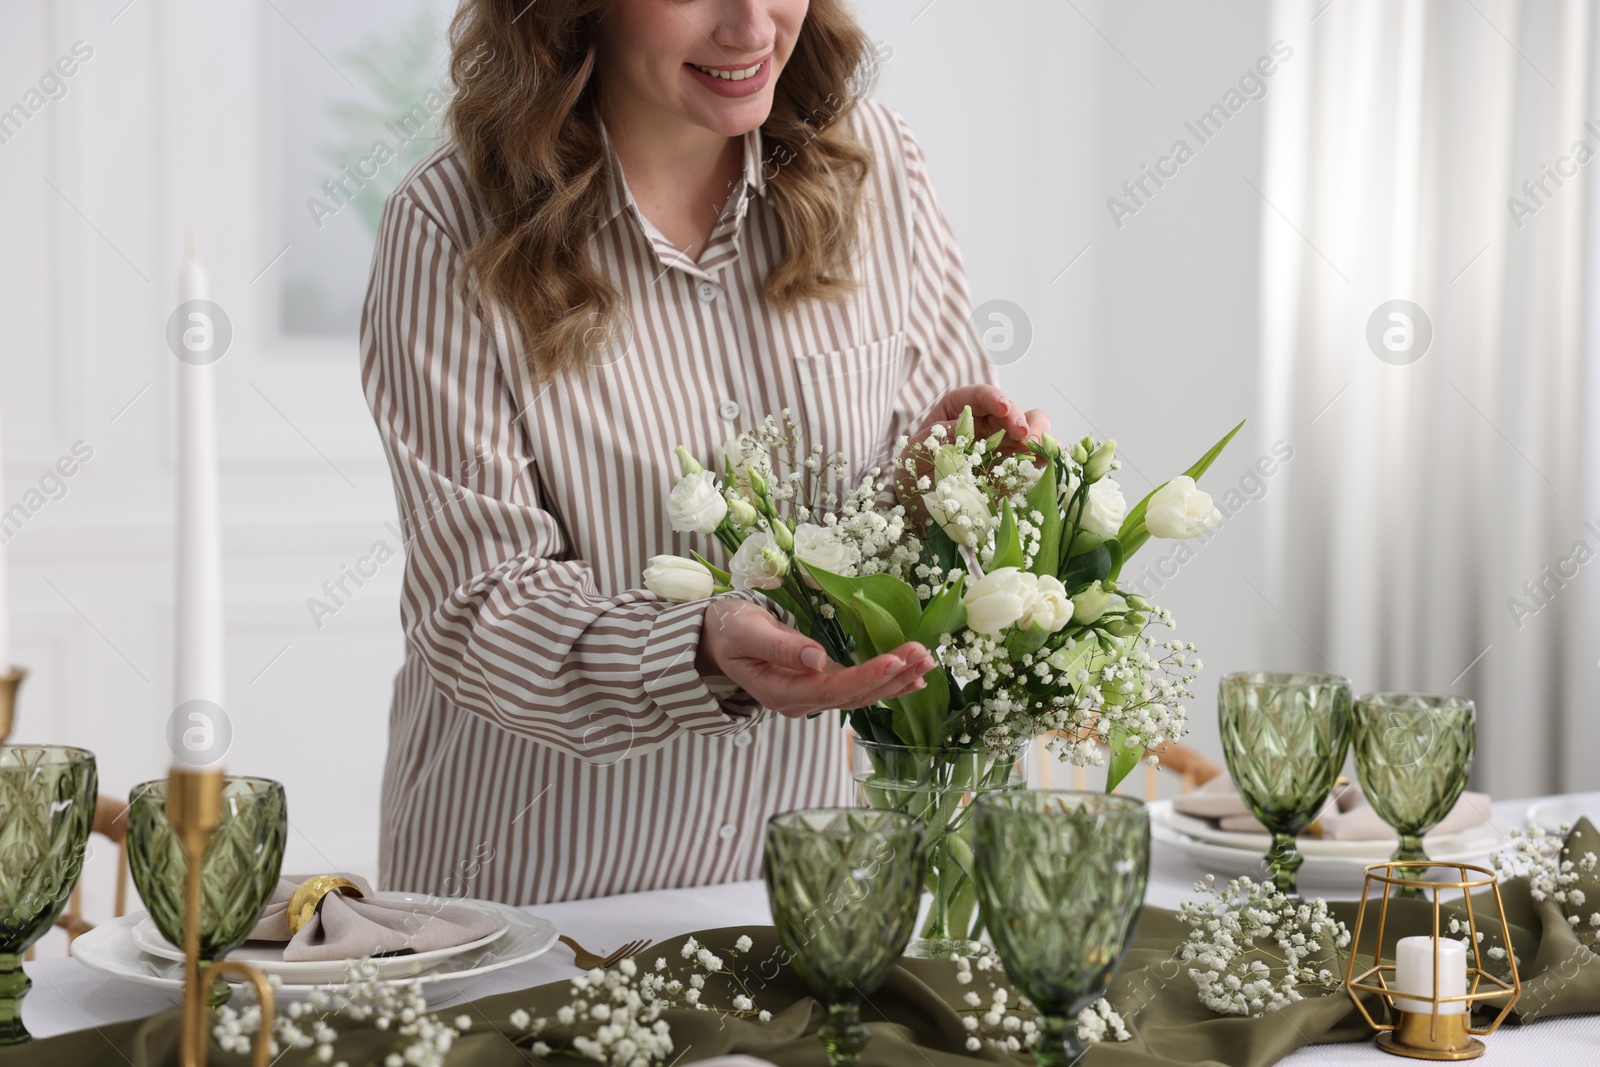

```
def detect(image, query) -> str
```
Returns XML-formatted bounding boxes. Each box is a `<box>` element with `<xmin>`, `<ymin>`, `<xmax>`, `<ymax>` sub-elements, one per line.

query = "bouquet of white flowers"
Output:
<box><xmin>649</xmin><ymin>407</ymin><xmax>1240</xmax><ymax>949</ymax></box>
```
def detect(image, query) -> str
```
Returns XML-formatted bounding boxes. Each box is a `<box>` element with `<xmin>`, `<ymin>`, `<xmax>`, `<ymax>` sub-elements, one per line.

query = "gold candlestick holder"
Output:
<box><xmin>169</xmin><ymin>766</ymin><xmax>277</xmax><ymax>1067</ymax></box>
<box><xmin>1344</xmin><ymin>861</ymin><xmax>1520</xmax><ymax>1060</ymax></box>
<box><xmin>0</xmin><ymin>667</ymin><xmax>24</xmax><ymax>744</ymax></box>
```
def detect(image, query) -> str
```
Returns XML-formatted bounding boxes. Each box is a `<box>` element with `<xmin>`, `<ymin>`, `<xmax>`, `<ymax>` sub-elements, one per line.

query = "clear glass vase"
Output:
<box><xmin>851</xmin><ymin>737</ymin><xmax>1028</xmax><ymax>957</ymax></box>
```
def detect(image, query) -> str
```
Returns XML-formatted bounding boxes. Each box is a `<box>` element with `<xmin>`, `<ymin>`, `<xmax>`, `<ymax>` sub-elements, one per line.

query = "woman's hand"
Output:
<box><xmin>897</xmin><ymin>384</ymin><xmax>1051</xmax><ymax>504</ymax></box>
<box><xmin>696</xmin><ymin>598</ymin><xmax>935</xmax><ymax>718</ymax></box>
<box><xmin>908</xmin><ymin>384</ymin><xmax>1050</xmax><ymax>451</ymax></box>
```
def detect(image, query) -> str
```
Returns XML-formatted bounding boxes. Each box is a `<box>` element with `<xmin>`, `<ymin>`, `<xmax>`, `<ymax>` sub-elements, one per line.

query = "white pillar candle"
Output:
<box><xmin>174</xmin><ymin>236</ymin><xmax>225</xmax><ymax>709</ymax></box>
<box><xmin>1393</xmin><ymin>935</ymin><xmax>1468</xmax><ymax>1014</ymax></box>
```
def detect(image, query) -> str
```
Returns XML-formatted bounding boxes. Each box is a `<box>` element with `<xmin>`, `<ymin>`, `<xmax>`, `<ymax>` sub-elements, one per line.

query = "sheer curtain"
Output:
<box><xmin>1257</xmin><ymin>0</ymin><xmax>1597</xmax><ymax>796</ymax></box>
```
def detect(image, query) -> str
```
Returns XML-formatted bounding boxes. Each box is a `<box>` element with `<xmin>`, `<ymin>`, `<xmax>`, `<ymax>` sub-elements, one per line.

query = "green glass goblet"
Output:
<box><xmin>0</xmin><ymin>746</ymin><xmax>97</xmax><ymax>1045</ymax></box>
<box><xmin>127</xmin><ymin>776</ymin><xmax>287</xmax><ymax>1006</ymax></box>
<box><xmin>1353</xmin><ymin>692</ymin><xmax>1475</xmax><ymax>893</ymax></box>
<box><xmin>763</xmin><ymin>808</ymin><xmax>926</xmax><ymax>1067</ymax></box>
<box><xmin>973</xmin><ymin>791</ymin><xmax>1149</xmax><ymax>1067</ymax></box>
<box><xmin>1219</xmin><ymin>671</ymin><xmax>1352</xmax><ymax>897</ymax></box>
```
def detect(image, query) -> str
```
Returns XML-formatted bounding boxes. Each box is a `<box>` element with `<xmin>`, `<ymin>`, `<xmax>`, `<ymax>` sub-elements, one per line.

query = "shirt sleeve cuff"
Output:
<box><xmin>641</xmin><ymin>593</ymin><xmax>769</xmax><ymax>736</ymax></box>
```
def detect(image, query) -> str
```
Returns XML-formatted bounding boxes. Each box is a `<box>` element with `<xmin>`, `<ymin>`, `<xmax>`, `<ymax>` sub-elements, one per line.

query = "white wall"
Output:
<box><xmin>856</xmin><ymin>0</ymin><xmax>1280</xmax><ymax>766</ymax></box>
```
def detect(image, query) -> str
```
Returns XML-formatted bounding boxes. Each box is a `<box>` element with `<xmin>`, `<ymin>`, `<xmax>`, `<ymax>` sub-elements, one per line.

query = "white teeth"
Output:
<box><xmin>693</xmin><ymin>61</ymin><xmax>762</xmax><ymax>82</ymax></box>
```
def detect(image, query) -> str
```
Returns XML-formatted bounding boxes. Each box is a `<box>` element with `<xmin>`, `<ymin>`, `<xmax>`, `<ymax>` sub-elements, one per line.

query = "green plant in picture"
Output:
<box><xmin>319</xmin><ymin>3</ymin><xmax>450</xmax><ymax>234</ymax></box>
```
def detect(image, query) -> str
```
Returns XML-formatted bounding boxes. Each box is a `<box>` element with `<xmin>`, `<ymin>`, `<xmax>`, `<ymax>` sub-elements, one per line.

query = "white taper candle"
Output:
<box><xmin>174</xmin><ymin>234</ymin><xmax>225</xmax><ymax>708</ymax></box>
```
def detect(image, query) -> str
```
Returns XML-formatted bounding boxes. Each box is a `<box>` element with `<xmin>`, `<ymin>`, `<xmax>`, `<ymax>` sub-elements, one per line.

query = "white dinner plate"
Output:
<box><xmin>129</xmin><ymin>903</ymin><xmax>508</xmax><ymax>985</ymax></box>
<box><xmin>1526</xmin><ymin>792</ymin><xmax>1600</xmax><ymax>833</ymax></box>
<box><xmin>72</xmin><ymin>892</ymin><xmax>557</xmax><ymax>1000</ymax></box>
<box><xmin>1158</xmin><ymin>801</ymin><xmax>1497</xmax><ymax>859</ymax></box>
<box><xmin>1152</xmin><ymin>800</ymin><xmax>1509</xmax><ymax>888</ymax></box>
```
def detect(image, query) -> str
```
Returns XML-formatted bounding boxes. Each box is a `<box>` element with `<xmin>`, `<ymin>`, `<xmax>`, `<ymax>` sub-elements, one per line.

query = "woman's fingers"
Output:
<box><xmin>743</xmin><ymin>605</ymin><xmax>831</xmax><ymax>672</ymax></box>
<box><xmin>764</xmin><ymin>644</ymin><xmax>935</xmax><ymax>716</ymax></box>
<box><xmin>928</xmin><ymin>385</ymin><xmax>1032</xmax><ymax>442</ymax></box>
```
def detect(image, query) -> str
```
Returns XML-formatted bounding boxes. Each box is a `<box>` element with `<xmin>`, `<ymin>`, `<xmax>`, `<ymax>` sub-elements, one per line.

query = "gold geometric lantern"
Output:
<box><xmin>1344</xmin><ymin>861</ymin><xmax>1520</xmax><ymax>1060</ymax></box>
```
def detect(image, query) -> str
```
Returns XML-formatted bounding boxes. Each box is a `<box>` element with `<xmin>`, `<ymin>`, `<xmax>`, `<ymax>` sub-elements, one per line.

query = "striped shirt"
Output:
<box><xmin>360</xmin><ymin>99</ymin><xmax>993</xmax><ymax>905</ymax></box>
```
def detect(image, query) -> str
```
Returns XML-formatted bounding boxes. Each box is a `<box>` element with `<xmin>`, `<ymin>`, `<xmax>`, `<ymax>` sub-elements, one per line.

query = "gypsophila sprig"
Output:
<box><xmin>950</xmin><ymin>944</ymin><xmax>1130</xmax><ymax>1052</ymax></box>
<box><xmin>1493</xmin><ymin>821</ymin><xmax>1600</xmax><ymax>949</ymax></box>
<box><xmin>213</xmin><ymin>938</ymin><xmax>771</xmax><ymax>1067</ymax></box>
<box><xmin>1177</xmin><ymin>874</ymin><xmax>1351</xmax><ymax>1017</ymax></box>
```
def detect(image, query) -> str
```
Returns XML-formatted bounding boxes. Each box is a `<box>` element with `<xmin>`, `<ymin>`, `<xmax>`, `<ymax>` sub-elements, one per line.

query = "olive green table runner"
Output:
<box><xmin>6</xmin><ymin>821</ymin><xmax>1598</xmax><ymax>1067</ymax></box>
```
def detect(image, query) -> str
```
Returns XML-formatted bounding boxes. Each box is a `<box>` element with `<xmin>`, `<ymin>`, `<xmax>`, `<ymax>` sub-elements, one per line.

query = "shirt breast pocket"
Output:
<box><xmin>792</xmin><ymin>331</ymin><xmax>909</xmax><ymax>477</ymax></box>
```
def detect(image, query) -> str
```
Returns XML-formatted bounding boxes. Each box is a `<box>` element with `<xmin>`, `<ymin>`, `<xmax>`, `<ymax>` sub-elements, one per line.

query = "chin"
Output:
<box><xmin>694</xmin><ymin>96</ymin><xmax>776</xmax><ymax>138</ymax></box>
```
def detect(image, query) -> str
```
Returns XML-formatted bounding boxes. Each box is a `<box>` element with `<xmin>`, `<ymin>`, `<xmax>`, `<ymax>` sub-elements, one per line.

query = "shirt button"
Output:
<box><xmin>732</xmin><ymin>732</ymin><xmax>752</xmax><ymax>749</ymax></box>
<box><xmin>697</xmin><ymin>281</ymin><xmax>718</xmax><ymax>304</ymax></box>
<box><xmin>718</xmin><ymin>400</ymin><xmax>741</xmax><ymax>421</ymax></box>
<box><xmin>718</xmin><ymin>823</ymin><xmax>738</xmax><ymax>839</ymax></box>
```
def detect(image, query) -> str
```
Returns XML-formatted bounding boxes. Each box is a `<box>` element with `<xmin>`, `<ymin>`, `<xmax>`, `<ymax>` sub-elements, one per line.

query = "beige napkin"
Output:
<box><xmin>246</xmin><ymin>873</ymin><xmax>503</xmax><ymax>962</ymax></box>
<box><xmin>1172</xmin><ymin>776</ymin><xmax>1491</xmax><ymax>840</ymax></box>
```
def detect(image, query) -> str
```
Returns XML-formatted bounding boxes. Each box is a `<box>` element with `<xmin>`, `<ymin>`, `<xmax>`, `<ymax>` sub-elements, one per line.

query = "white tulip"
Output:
<box><xmin>1021</xmin><ymin>574</ymin><xmax>1073</xmax><ymax>632</ymax></box>
<box><xmin>963</xmin><ymin>567</ymin><xmax>1039</xmax><ymax>635</ymax></box>
<box><xmin>667</xmin><ymin>470</ymin><xmax>728</xmax><ymax>535</ymax></box>
<box><xmin>728</xmin><ymin>532</ymin><xmax>789</xmax><ymax>591</ymax></box>
<box><xmin>642</xmin><ymin>555</ymin><xmax>715</xmax><ymax>603</ymax></box>
<box><xmin>792</xmin><ymin>523</ymin><xmax>855</xmax><ymax>584</ymax></box>
<box><xmin>923</xmin><ymin>474</ymin><xmax>993</xmax><ymax>549</ymax></box>
<box><xmin>1145</xmin><ymin>476</ymin><xmax>1222</xmax><ymax>539</ymax></box>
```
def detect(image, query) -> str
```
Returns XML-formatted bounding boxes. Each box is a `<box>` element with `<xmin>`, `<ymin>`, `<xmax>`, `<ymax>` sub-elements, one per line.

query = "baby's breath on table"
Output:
<box><xmin>949</xmin><ymin>945</ymin><xmax>1130</xmax><ymax>1053</ymax></box>
<box><xmin>1493</xmin><ymin>821</ymin><xmax>1600</xmax><ymax>949</ymax></box>
<box><xmin>1176</xmin><ymin>875</ymin><xmax>1351</xmax><ymax>1017</ymax></box>
<box><xmin>212</xmin><ymin>936</ymin><xmax>771</xmax><ymax>1067</ymax></box>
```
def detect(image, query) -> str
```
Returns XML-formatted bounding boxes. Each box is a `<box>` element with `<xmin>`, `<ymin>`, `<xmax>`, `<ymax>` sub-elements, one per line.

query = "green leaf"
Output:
<box><xmin>852</xmin><ymin>591</ymin><xmax>908</xmax><ymax>655</ymax></box>
<box><xmin>1024</xmin><ymin>454</ymin><xmax>1063</xmax><ymax>577</ymax></box>
<box><xmin>912</xmin><ymin>576</ymin><xmax>967</xmax><ymax>647</ymax></box>
<box><xmin>891</xmin><ymin>668</ymin><xmax>949</xmax><ymax>754</ymax></box>
<box><xmin>689</xmin><ymin>551</ymin><xmax>731</xmax><ymax>585</ymax></box>
<box><xmin>1061</xmin><ymin>544</ymin><xmax>1113</xmax><ymax>591</ymax></box>
<box><xmin>924</xmin><ymin>525</ymin><xmax>960</xmax><ymax>578</ymax></box>
<box><xmin>1005</xmin><ymin>624</ymin><xmax>1050</xmax><ymax>659</ymax></box>
<box><xmin>1065</xmin><ymin>531</ymin><xmax>1105</xmax><ymax>558</ymax></box>
<box><xmin>1105</xmin><ymin>726</ymin><xmax>1144</xmax><ymax>794</ymax></box>
<box><xmin>804</xmin><ymin>565</ymin><xmax>922</xmax><ymax>639</ymax></box>
<box><xmin>1116</xmin><ymin>418</ymin><xmax>1245</xmax><ymax>564</ymax></box>
<box><xmin>989</xmin><ymin>499</ymin><xmax>1023</xmax><ymax>571</ymax></box>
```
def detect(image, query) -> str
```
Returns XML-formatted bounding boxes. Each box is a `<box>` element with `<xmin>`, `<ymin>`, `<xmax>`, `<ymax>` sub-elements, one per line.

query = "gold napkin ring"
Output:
<box><xmin>286</xmin><ymin>875</ymin><xmax>364</xmax><ymax>936</ymax></box>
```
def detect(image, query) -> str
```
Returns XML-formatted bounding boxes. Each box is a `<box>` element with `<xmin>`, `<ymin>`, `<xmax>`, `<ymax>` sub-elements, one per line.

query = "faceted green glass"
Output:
<box><xmin>126</xmin><ymin>776</ymin><xmax>287</xmax><ymax>1005</ymax></box>
<box><xmin>1218</xmin><ymin>671</ymin><xmax>1352</xmax><ymax>897</ymax></box>
<box><xmin>1353</xmin><ymin>692</ymin><xmax>1475</xmax><ymax>881</ymax></box>
<box><xmin>851</xmin><ymin>739</ymin><xmax>1026</xmax><ymax>956</ymax></box>
<box><xmin>0</xmin><ymin>746</ymin><xmax>97</xmax><ymax>1045</ymax></box>
<box><xmin>972</xmin><ymin>791</ymin><xmax>1149</xmax><ymax>1067</ymax></box>
<box><xmin>763</xmin><ymin>808</ymin><xmax>926</xmax><ymax>1067</ymax></box>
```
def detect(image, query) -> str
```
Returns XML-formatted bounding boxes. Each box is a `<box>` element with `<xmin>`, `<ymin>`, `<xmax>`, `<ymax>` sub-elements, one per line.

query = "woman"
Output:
<box><xmin>360</xmin><ymin>0</ymin><xmax>1049</xmax><ymax>905</ymax></box>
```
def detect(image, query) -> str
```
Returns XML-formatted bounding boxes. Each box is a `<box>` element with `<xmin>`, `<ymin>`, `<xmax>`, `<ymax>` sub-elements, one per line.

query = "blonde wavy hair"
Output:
<box><xmin>446</xmin><ymin>0</ymin><xmax>877</xmax><ymax>381</ymax></box>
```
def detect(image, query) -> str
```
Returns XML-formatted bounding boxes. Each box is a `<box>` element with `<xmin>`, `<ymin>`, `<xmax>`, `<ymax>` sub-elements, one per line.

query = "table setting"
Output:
<box><xmin>4</xmin><ymin>326</ymin><xmax>1600</xmax><ymax>1066</ymax></box>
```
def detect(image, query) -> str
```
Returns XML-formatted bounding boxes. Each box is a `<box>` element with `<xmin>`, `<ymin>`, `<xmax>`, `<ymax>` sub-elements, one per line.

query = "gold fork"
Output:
<box><xmin>558</xmin><ymin>934</ymin><xmax>654</xmax><ymax>970</ymax></box>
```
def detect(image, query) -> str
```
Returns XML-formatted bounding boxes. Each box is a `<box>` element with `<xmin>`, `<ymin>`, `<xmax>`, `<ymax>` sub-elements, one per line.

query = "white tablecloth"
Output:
<box><xmin>20</xmin><ymin>797</ymin><xmax>1600</xmax><ymax>1064</ymax></box>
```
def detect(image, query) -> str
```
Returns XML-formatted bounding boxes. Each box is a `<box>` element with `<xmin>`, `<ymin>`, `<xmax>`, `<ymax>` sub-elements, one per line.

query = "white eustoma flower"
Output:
<box><xmin>642</xmin><ymin>555</ymin><xmax>715</xmax><ymax>602</ymax></box>
<box><xmin>1021</xmin><ymin>574</ymin><xmax>1073</xmax><ymax>632</ymax></box>
<box><xmin>963</xmin><ymin>567</ymin><xmax>1039</xmax><ymax>635</ymax></box>
<box><xmin>667</xmin><ymin>470</ymin><xmax>728</xmax><ymax>535</ymax></box>
<box><xmin>1067</xmin><ymin>476</ymin><xmax>1127</xmax><ymax>538</ymax></box>
<box><xmin>792</xmin><ymin>522</ymin><xmax>855</xmax><ymax>583</ymax></box>
<box><xmin>728</xmin><ymin>532</ymin><xmax>789</xmax><ymax>591</ymax></box>
<box><xmin>923</xmin><ymin>473</ymin><xmax>993</xmax><ymax>549</ymax></box>
<box><xmin>1145</xmin><ymin>476</ymin><xmax>1222</xmax><ymax>539</ymax></box>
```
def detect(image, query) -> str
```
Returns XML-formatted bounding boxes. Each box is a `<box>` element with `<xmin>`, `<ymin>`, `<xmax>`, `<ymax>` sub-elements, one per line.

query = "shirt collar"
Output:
<box><xmin>598</xmin><ymin>122</ymin><xmax>768</xmax><ymax>229</ymax></box>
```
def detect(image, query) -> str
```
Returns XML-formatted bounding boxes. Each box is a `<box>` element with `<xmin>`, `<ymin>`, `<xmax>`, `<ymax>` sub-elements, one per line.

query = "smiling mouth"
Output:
<box><xmin>688</xmin><ymin>59</ymin><xmax>765</xmax><ymax>82</ymax></box>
